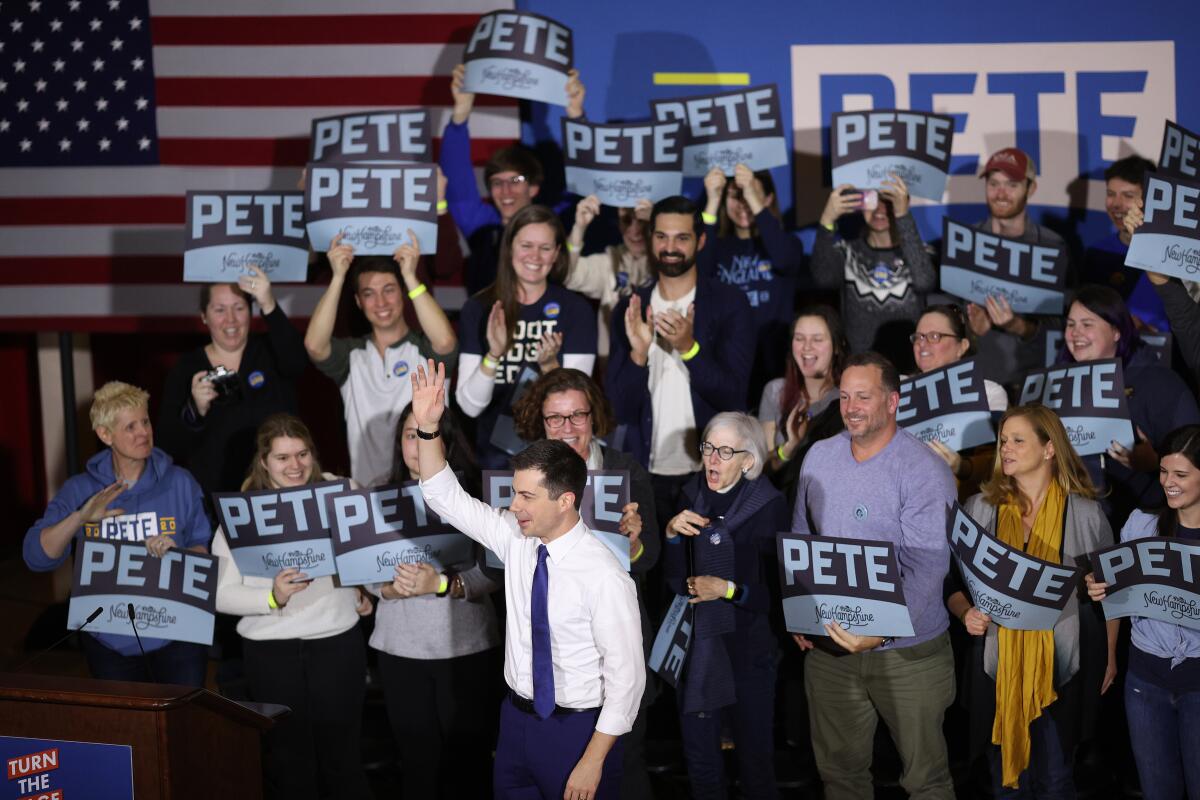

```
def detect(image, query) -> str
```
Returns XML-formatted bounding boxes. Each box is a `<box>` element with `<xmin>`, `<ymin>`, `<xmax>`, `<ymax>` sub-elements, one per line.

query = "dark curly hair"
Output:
<box><xmin>511</xmin><ymin>368</ymin><xmax>616</xmax><ymax>443</ymax></box>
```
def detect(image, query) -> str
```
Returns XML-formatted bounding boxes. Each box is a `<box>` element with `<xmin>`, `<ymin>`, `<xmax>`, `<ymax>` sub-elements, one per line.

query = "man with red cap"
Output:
<box><xmin>963</xmin><ymin>147</ymin><xmax>1067</xmax><ymax>390</ymax></box>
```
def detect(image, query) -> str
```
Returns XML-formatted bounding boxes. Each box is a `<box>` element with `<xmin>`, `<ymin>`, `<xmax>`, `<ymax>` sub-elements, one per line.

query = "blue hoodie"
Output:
<box><xmin>23</xmin><ymin>447</ymin><xmax>211</xmax><ymax>655</ymax></box>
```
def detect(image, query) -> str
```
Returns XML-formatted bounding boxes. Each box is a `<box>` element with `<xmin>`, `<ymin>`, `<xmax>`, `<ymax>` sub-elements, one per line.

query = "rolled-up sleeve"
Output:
<box><xmin>590</xmin><ymin>569</ymin><xmax>645</xmax><ymax>736</ymax></box>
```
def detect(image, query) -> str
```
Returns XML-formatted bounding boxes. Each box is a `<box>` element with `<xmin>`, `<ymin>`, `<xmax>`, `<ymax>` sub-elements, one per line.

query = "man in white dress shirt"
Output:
<box><xmin>410</xmin><ymin>359</ymin><xmax>644</xmax><ymax>800</ymax></box>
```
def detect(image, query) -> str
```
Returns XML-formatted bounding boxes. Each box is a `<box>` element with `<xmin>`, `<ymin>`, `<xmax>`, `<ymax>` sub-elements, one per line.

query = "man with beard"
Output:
<box><xmin>790</xmin><ymin>352</ymin><xmax>956</xmax><ymax>800</ymax></box>
<box><xmin>963</xmin><ymin>148</ymin><xmax>1067</xmax><ymax>390</ymax></box>
<box><xmin>608</xmin><ymin>195</ymin><xmax>754</xmax><ymax>528</ymax></box>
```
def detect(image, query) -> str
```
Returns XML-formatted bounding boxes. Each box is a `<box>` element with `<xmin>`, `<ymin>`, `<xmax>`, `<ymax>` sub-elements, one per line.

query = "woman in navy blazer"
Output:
<box><xmin>664</xmin><ymin>412</ymin><xmax>789</xmax><ymax>800</ymax></box>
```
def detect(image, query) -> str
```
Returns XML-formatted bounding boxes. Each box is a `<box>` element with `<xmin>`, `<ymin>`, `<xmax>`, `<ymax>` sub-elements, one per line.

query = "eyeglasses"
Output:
<box><xmin>543</xmin><ymin>409</ymin><xmax>591</xmax><ymax>428</ymax></box>
<box><xmin>488</xmin><ymin>175</ymin><xmax>528</xmax><ymax>190</ymax></box>
<box><xmin>909</xmin><ymin>331</ymin><xmax>962</xmax><ymax>345</ymax></box>
<box><xmin>699</xmin><ymin>442</ymin><xmax>749</xmax><ymax>461</ymax></box>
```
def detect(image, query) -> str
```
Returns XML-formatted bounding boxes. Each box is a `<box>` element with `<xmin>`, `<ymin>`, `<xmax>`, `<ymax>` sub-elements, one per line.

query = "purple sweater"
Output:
<box><xmin>791</xmin><ymin>428</ymin><xmax>955</xmax><ymax>648</ymax></box>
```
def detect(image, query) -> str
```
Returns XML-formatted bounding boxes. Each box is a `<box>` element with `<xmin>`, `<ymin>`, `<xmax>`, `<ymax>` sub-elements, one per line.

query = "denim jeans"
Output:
<box><xmin>1125</xmin><ymin>667</ymin><xmax>1200</xmax><ymax>800</ymax></box>
<box><xmin>987</xmin><ymin>710</ymin><xmax>1075</xmax><ymax>799</ymax></box>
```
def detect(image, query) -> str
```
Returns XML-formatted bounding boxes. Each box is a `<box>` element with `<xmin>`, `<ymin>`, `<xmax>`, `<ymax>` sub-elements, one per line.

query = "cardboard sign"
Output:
<box><xmin>212</xmin><ymin>480</ymin><xmax>349</xmax><ymax>579</ymax></box>
<box><xmin>183</xmin><ymin>191</ymin><xmax>308</xmax><ymax>283</ymax></box>
<box><xmin>309</xmin><ymin>110</ymin><xmax>431</xmax><ymax>163</ymax></box>
<box><xmin>68</xmin><ymin>540</ymin><xmax>218</xmax><ymax>646</ymax></box>
<box><xmin>562</xmin><ymin>118</ymin><xmax>684</xmax><ymax>206</ymax></box>
<box><xmin>897</xmin><ymin>359</ymin><xmax>994</xmax><ymax>451</ymax></box>
<box><xmin>830</xmin><ymin>109</ymin><xmax>954</xmax><ymax>201</ymax></box>
<box><xmin>776</xmin><ymin>533</ymin><xmax>915</xmax><ymax>637</ymax></box>
<box><xmin>483</xmin><ymin>470</ymin><xmax>631</xmax><ymax>570</ymax></box>
<box><xmin>1043</xmin><ymin>330</ymin><xmax>1172</xmax><ymax>368</ymax></box>
<box><xmin>1</xmin><ymin>736</ymin><xmax>133</xmax><ymax>800</ymax></box>
<box><xmin>948</xmin><ymin>503</ymin><xmax>1080</xmax><ymax>630</ymax></box>
<box><xmin>651</xmin><ymin>85</ymin><xmax>788</xmax><ymax>176</ymax></box>
<box><xmin>462</xmin><ymin>11</ymin><xmax>573</xmax><ymax>106</ymax></box>
<box><xmin>646</xmin><ymin>593</ymin><xmax>692</xmax><ymax>689</ymax></box>
<box><xmin>304</xmin><ymin>163</ymin><xmax>437</xmax><ymax>255</ymax></box>
<box><xmin>1158</xmin><ymin>120</ymin><xmax>1200</xmax><ymax>180</ymax></box>
<box><xmin>1124</xmin><ymin>173</ymin><xmax>1200</xmax><ymax>281</ymax></box>
<box><xmin>1092</xmin><ymin>536</ymin><xmax>1200</xmax><ymax>631</ymax></box>
<box><xmin>941</xmin><ymin>218</ymin><xmax>1068</xmax><ymax>313</ymax></box>
<box><xmin>324</xmin><ymin>481</ymin><xmax>475</xmax><ymax>586</ymax></box>
<box><xmin>1017</xmin><ymin>359</ymin><xmax>1135</xmax><ymax>456</ymax></box>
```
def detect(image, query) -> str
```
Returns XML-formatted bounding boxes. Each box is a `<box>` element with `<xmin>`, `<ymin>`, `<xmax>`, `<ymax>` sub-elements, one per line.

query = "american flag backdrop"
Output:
<box><xmin>0</xmin><ymin>0</ymin><xmax>517</xmax><ymax>331</ymax></box>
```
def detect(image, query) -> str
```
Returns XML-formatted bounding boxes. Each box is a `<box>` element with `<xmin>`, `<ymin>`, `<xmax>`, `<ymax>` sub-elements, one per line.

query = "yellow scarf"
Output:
<box><xmin>992</xmin><ymin>479</ymin><xmax>1065</xmax><ymax>789</ymax></box>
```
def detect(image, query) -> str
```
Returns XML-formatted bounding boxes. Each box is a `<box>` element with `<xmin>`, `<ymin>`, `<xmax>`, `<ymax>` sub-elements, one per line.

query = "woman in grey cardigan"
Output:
<box><xmin>946</xmin><ymin>404</ymin><xmax>1117</xmax><ymax>797</ymax></box>
<box><xmin>370</xmin><ymin>403</ymin><xmax>501</xmax><ymax>800</ymax></box>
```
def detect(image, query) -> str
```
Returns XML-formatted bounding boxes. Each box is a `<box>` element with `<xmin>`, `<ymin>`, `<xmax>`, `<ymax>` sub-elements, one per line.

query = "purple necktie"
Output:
<box><xmin>531</xmin><ymin>543</ymin><xmax>554</xmax><ymax>719</ymax></box>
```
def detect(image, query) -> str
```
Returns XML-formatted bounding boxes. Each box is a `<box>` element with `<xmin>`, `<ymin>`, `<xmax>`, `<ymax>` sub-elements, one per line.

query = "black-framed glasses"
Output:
<box><xmin>909</xmin><ymin>331</ymin><xmax>961</xmax><ymax>345</ymax></box>
<box><xmin>488</xmin><ymin>175</ymin><xmax>528</xmax><ymax>190</ymax></box>
<box><xmin>543</xmin><ymin>409</ymin><xmax>591</xmax><ymax>429</ymax></box>
<box><xmin>699</xmin><ymin>442</ymin><xmax>748</xmax><ymax>461</ymax></box>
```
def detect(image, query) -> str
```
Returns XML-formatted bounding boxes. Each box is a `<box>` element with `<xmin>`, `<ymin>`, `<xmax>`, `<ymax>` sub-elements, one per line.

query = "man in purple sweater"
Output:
<box><xmin>791</xmin><ymin>352</ymin><xmax>956</xmax><ymax>800</ymax></box>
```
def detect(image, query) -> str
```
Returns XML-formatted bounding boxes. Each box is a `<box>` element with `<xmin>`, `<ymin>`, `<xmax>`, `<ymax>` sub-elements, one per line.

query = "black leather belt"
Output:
<box><xmin>508</xmin><ymin>689</ymin><xmax>598</xmax><ymax>716</ymax></box>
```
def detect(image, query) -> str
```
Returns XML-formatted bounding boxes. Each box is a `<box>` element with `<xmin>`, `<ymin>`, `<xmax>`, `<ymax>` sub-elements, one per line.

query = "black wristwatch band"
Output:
<box><xmin>416</xmin><ymin>428</ymin><xmax>441</xmax><ymax>440</ymax></box>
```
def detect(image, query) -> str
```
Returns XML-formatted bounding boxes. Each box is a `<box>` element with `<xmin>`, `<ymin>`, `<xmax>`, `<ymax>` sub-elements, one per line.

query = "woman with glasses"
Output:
<box><xmin>455</xmin><ymin>205</ymin><xmax>598</xmax><ymax>468</ymax></box>
<box><xmin>910</xmin><ymin>304</ymin><xmax>1009</xmax><ymax>497</ymax></box>
<box><xmin>663</xmin><ymin>412</ymin><xmax>789</xmax><ymax>800</ymax></box>
<box><xmin>512</xmin><ymin>367</ymin><xmax>660</xmax><ymax>800</ymax></box>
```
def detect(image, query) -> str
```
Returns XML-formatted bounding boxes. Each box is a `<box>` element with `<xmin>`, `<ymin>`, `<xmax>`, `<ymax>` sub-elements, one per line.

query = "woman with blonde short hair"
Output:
<box><xmin>22</xmin><ymin>381</ymin><xmax>211</xmax><ymax>684</ymax></box>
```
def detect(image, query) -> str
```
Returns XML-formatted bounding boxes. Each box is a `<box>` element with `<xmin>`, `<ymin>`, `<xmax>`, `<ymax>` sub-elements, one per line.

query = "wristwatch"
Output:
<box><xmin>449</xmin><ymin>573</ymin><xmax>465</xmax><ymax>599</ymax></box>
<box><xmin>416</xmin><ymin>427</ymin><xmax>441</xmax><ymax>440</ymax></box>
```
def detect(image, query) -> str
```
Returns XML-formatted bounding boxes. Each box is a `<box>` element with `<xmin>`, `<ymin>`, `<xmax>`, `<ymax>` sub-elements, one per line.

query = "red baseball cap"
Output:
<box><xmin>980</xmin><ymin>147</ymin><xmax>1036</xmax><ymax>182</ymax></box>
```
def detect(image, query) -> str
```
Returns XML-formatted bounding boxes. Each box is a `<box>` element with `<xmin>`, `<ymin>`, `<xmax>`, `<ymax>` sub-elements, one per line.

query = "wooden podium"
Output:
<box><xmin>0</xmin><ymin>673</ymin><xmax>278</xmax><ymax>799</ymax></box>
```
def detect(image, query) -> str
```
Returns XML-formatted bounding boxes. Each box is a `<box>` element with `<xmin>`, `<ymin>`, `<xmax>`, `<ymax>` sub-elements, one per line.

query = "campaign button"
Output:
<box><xmin>543</xmin><ymin>302</ymin><xmax>561</xmax><ymax>318</ymax></box>
<box><xmin>247</xmin><ymin>370</ymin><xmax>266</xmax><ymax>389</ymax></box>
<box><xmin>854</xmin><ymin>504</ymin><xmax>868</xmax><ymax>521</ymax></box>
<box><xmin>393</xmin><ymin>360</ymin><xmax>410</xmax><ymax>378</ymax></box>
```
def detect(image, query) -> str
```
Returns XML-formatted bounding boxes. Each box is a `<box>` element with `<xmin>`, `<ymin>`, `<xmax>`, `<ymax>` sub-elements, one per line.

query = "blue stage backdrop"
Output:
<box><xmin>516</xmin><ymin>0</ymin><xmax>1198</xmax><ymax>253</ymax></box>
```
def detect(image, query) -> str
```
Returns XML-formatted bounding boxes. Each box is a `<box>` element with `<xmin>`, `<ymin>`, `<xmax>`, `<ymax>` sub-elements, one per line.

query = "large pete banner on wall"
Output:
<box><xmin>790</xmin><ymin>42</ymin><xmax>1176</xmax><ymax>215</ymax></box>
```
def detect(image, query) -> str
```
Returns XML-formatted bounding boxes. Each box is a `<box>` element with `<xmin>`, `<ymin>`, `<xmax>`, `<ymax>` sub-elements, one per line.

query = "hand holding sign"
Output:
<box><xmin>393</xmin><ymin>230</ymin><xmax>420</xmax><ymax>286</ymax></box>
<box><xmin>878</xmin><ymin>172</ymin><xmax>910</xmax><ymax>217</ymax></box>
<box><xmin>619</xmin><ymin>502</ymin><xmax>641</xmax><ymax>539</ymax></box>
<box><xmin>385</xmin><ymin>562</ymin><xmax>440</xmax><ymax>598</ymax></box>
<box><xmin>236</xmin><ymin>265</ymin><xmax>275</xmax><ymax>314</ymax></box>
<box><xmin>144</xmin><ymin>535</ymin><xmax>174</xmax><ymax>558</ymax></box>
<box><xmin>824</xmin><ymin>624</ymin><xmax>884</xmax><ymax>653</ymax></box>
<box><xmin>327</xmin><ymin>232</ymin><xmax>355</xmax><ymax>279</ymax></box>
<box><xmin>1084</xmin><ymin>572</ymin><xmax>1107</xmax><ymax>602</ymax></box>
<box><xmin>703</xmin><ymin>167</ymin><xmax>726</xmax><ymax>217</ymax></box>
<box><xmin>734</xmin><ymin>163</ymin><xmax>768</xmax><ymax>215</ymax></box>
<box><xmin>961</xmin><ymin>606</ymin><xmax>991</xmax><ymax>636</ymax></box>
<box><xmin>450</xmin><ymin>64</ymin><xmax>474</xmax><ymax>125</ymax></box>
<box><xmin>565</xmin><ymin>68</ymin><xmax>585</xmax><ymax>119</ymax></box>
<box><xmin>272</xmin><ymin>566</ymin><xmax>309</xmax><ymax>606</ymax></box>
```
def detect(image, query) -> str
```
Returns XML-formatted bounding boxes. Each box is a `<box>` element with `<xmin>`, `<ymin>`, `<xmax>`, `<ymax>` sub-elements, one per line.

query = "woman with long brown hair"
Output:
<box><xmin>947</xmin><ymin>405</ymin><xmax>1117</xmax><ymax>797</ymax></box>
<box><xmin>455</xmin><ymin>204</ymin><xmax>598</xmax><ymax>468</ymax></box>
<box><xmin>212</xmin><ymin>413</ymin><xmax>373</xmax><ymax>799</ymax></box>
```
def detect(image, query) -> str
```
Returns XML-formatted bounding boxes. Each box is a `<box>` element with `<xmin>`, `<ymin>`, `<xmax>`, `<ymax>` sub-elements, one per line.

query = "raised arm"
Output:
<box><xmin>304</xmin><ymin>233</ymin><xmax>354</xmax><ymax>364</ymax></box>
<box><xmin>394</xmin><ymin>230</ymin><xmax>456</xmax><ymax>355</ymax></box>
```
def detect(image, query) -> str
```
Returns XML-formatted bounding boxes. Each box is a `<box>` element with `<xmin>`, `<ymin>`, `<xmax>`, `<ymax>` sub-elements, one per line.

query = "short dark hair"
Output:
<box><xmin>1060</xmin><ymin>284</ymin><xmax>1140</xmax><ymax>366</ymax></box>
<box><xmin>350</xmin><ymin>256</ymin><xmax>401</xmax><ymax>293</ymax></box>
<box><xmin>650</xmin><ymin>195</ymin><xmax>703</xmax><ymax>236</ymax></box>
<box><xmin>510</xmin><ymin>439</ymin><xmax>587</xmax><ymax>511</ymax></box>
<box><xmin>1103</xmin><ymin>155</ymin><xmax>1155</xmax><ymax>191</ymax></box>
<box><xmin>484</xmin><ymin>145</ymin><xmax>544</xmax><ymax>186</ymax></box>
<box><xmin>842</xmin><ymin>351</ymin><xmax>900</xmax><ymax>395</ymax></box>
<box><xmin>199</xmin><ymin>283</ymin><xmax>252</xmax><ymax>313</ymax></box>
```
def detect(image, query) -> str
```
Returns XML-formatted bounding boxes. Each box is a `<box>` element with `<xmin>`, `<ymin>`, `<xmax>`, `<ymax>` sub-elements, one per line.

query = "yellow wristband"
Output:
<box><xmin>776</xmin><ymin>444</ymin><xmax>790</xmax><ymax>463</ymax></box>
<box><xmin>630</xmin><ymin>541</ymin><xmax>646</xmax><ymax>564</ymax></box>
<box><xmin>482</xmin><ymin>354</ymin><xmax>499</xmax><ymax>370</ymax></box>
<box><xmin>407</xmin><ymin>283</ymin><xmax>428</xmax><ymax>300</ymax></box>
<box><xmin>680</xmin><ymin>341</ymin><xmax>701</xmax><ymax>362</ymax></box>
<box><xmin>267</xmin><ymin>590</ymin><xmax>279</xmax><ymax>610</ymax></box>
<box><xmin>701</xmin><ymin>211</ymin><xmax>718</xmax><ymax>225</ymax></box>
<box><xmin>437</xmin><ymin>574</ymin><xmax>449</xmax><ymax>595</ymax></box>
<box><xmin>436</xmin><ymin>199</ymin><xmax>448</xmax><ymax>212</ymax></box>
<box><xmin>566</xmin><ymin>241</ymin><xmax>579</xmax><ymax>253</ymax></box>
<box><xmin>724</xmin><ymin>581</ymin><xmax>737</xmax><ymax>600</ymax></box>
<box><xmin>821</xmin><ymin>221</ymin><xmax>835</xmax><ymax>232</ymax></box>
